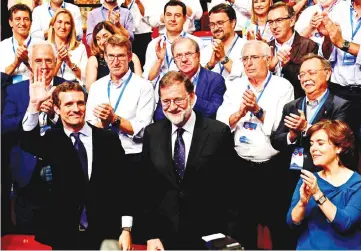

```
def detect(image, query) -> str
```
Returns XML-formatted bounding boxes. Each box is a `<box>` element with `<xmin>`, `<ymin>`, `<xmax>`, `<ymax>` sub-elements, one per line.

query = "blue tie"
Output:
<box><xmin>174</xmin><ymin>128</ymin><xmax>185</xmax><ymax>180</ymax></box>
<box><xmin>71</xmin><ymin>132</ymin><xmax>88</xmax><ymax>230</ymax></box>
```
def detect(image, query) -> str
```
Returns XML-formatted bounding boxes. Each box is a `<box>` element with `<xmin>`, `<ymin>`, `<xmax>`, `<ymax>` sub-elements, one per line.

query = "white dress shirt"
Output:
<box><xmin>86</xmin><ymin>69</ymin><xmax>155</xmax><ymax>154</ymax></box>
<box><xmin>31</xmin><ymin>1</ymin><xmax>83</xmax><ymax>41</ymax></box>
<box><xmin>143</xmin><ymin>32</ymin><xmax>203</xmax><ymax>102</ymax></box>
<box><xmin>208</xmin><ymin>0</ymin><xmax>252</xmax><ymax>32</ymax></box>
<box><xmin>200</xmin><ymin>34</ymin><xmax>247</xmax><ymax>80</ymax></box>
<box><xmin>22</xmin><ymin>112</ymin><xmax>133</xmax><ymax>227</ymax></box>
<box><xmin>319</xmin><ymin>1</ymin><xmax>361</xmax><ymax>85</ymax></box>
<box><xmin>273</xmin><ymin>32</ymin><xmax>296</xmax><ymax>77</ymax></box>
<box><xmin>217</xmin><ymin>72</ymin><xmax>294</xmax><ymax>162</ymax></box>
<box><xmin>0</xmin><ymin>36</ymin><xmax>41</xmax><ymax>83</ymax></box>
<box><xmin>151</xmin><ymin>0</ymin><xmax>203</xmax><ymax>34</ymax></box>
<box><xmin>171</xmin><ymin>111</ymin><xmax>196</xmax><ymax>166</ymax></box>
<box><xmin>55</xmin><ymin>43</ymin><xmax>88</xmax><ymax>85</ymax></box>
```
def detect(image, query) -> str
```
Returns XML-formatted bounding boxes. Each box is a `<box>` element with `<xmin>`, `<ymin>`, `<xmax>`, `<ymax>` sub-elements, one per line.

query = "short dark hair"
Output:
<box><xmin>104</xmin><ymin>34</ymin><xmax>132</xmax><ymax>55</ymax></box>
<box><xmin>301</xmin><ymin>53</ymin><xmax>332</xmax><ymax>71</ymax></box>
<box><xmin>91</xmin><ymin>21</ymin><xmax>117</xmax><ymax>56</ymax></box>
<box><xmin>307</xmin><ymin>120</ymin><xmax>356</xmax><ymax>169</ymax></box>
<box><xmin>52</xmin><ymin>82</ymin><xmax>87</xmax><ymax>107</ymax></box>
<box><xmin>159</xmin><ymin>71</ymin><xmax>194</xmax><ymax>95</ymax></box>
<box><xmin>164</xmin><ymin>0</ymin><xmax>187</xmax><ymax>16</ymax></box>
<box><xmin>9</xmin><ymin>4</ymin><xmax>32</xmax><ymax>21</ymax></box>
<box><xmin>209</xmin><ymin>3</ymin><xmax>237</xmax><ymax>22</ymax></box>
<box><xmin>268</xmin><ymin>2</ymin><xmax>295</xmax><ymax>17</ymax></box>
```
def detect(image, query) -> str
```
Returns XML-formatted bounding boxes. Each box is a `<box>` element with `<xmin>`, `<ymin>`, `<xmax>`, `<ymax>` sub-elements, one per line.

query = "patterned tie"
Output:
<box><xmin>174</xmin><ymin>128</ymin><xmax>185</xmax><ymax>180</ymax></box>
<box><xmin>70</xmin><ymin>132</ymin><xmax>88</xmax><ymax>230</ymax></box>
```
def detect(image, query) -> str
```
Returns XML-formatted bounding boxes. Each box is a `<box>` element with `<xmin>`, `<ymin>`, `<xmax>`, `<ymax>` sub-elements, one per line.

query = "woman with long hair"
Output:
<box><xmin>85</xmin><ymin>21</ymin><xmax>142</xmax><ymax>91</ymax></box>
<box><xmin>243</xmin><ymin>0</ymin><xmax>273</xmax><ymax>42</ymax></box>
<box><xmin>287</xmin><ymin>120</ymin><xmax>361</xmax><ymax>249</ymax></box>
<box><xmin>48</xmin><ymin>8</ymin><xmax>87</xmax><ymax>84</ymax></box>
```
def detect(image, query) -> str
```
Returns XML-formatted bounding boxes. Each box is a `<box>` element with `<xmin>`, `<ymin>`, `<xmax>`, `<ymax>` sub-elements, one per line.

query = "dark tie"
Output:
<box><xmin>70</xmin><ymin>132</ymin><xmax>88</xmax><ymax>230</ymax></box>
<box><xmin>174</xmin><ymin>128</ymin><xmax>185</xmax><ymax>180</ymax></box>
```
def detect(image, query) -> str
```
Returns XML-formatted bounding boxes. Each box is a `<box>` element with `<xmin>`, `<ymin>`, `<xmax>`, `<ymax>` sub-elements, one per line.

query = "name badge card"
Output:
<box><xmin>343</xmin><ymin>52</ymin><xmax>356</xmax><ymax>66</ymax></box>
<box><xmin>13</xmin><ymin>75</ymin><xmax>23</xmax><ymax>84</ymax></box>
<box><xmin>239</xmin><ymin>122</ymin><xmax>257</xmax><ymax>144</ymax></box>
<box><xmin>289</xmin><ymin>147</ymin><xmax>304</xmax><ymax>170</ymax></box>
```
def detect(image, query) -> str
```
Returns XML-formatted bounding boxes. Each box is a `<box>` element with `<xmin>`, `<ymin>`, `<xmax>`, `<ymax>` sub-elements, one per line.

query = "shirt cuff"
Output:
<box><xmin>286</xmin><ymin>132</ymin><xmax>297</xmax><ymax>145</ymax></box>
<box><xmin>122</xmin><ymin>216</ymin><xmax>133</xmax><ymax>228</ymax></box>
<box><xmin>50</xmin><ymin>114</ymin><xmax>59</xmax><ymax>124</ymax></box>
<box><xmin>23</xmin><ymin>111</ymin><xmax>40</xmax><ymax>131</ymax></box>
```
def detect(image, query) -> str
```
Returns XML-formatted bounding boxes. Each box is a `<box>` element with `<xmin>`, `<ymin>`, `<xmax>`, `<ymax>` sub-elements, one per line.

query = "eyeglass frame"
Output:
<box><xmin>173</xmin><ymin>52</ymin><xmax>197</xmax><ymax>62</ymax></box>
<box><xmin>106</xmin><ymin>53</ymin><xmax>128</xmax><ymax>61</ymax></box>
<box><xmin>241</xmin><ymin>55</ymin><xmax>268</xmax><ymax>64</ymax></box>
<box><xmin>297</xmin><ymin>68</ymin><xmax>329</xmax><ymax>80</ymax></box>
<box><xmin>267</xmin><ymin>16</ymin><xmax>291</xmax><ymax>26</ymax></box>
<box><xmin>161</xmin><ymin>95</ymin><xmax>189</xmax><ymax>109</ymax></box>
<box><xmin>209</xmin><ymin>19</ymin><xmax>230</xmax><ymax>29</ymax></box>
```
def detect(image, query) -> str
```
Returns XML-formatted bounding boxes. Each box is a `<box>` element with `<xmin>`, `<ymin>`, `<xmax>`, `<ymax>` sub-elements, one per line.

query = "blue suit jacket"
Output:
<box><xmin>154</xmin><ymin>67</ymin><xmax>226</xmax><ymax>121</ymax></box>
<box><xmin>1</xmin><ymin>77</ymin><xmax>66</xmax><ymax>188</ymax></box>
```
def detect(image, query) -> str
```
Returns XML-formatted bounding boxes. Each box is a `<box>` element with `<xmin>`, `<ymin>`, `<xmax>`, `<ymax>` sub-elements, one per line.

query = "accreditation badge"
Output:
<box><xmin>239</xmin><ymin>122</ymin><xmax>257</xmax><ymax>144</ymax></box>
<box><xmin>12</xmin><ymin>75</ymin><xmax>23</xmax><ymax>84</ymax></box>
<box><xmin>342</xmin><ymin>52</ymin><xmax>356</xmax><ymax>66</ymax></box>
<box><xmin>289</xmin><ymin>147</ymin><xmax>304</xmax><ymax>170</ymax></box>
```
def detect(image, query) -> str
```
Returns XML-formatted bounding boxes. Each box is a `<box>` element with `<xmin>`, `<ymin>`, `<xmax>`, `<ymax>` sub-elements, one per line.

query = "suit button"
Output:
<box><xmin>179</xmin><ymin>191</ymin><xmax>186</xmax><ymax>199</ymax></box>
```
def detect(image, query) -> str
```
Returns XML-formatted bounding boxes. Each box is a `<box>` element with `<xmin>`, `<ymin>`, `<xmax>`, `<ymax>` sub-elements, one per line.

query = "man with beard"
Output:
<box><xmin>153</xmin><ymin>37</ymin><xmax>226</xmax><ymax>120</ymax></box>
<box><xmin>200</xmin><ymin>3</ymin><xmax>247</xmax><ymax>80</ymax></box>
<box><xmin>139</xmin><ymin>71</ymin><xmax>236</xmax><ymax>250</ymax></box>
<box><xmin>86</xmin><ymin>0</ymin><xmax>134</xmax><ymax>45</ymax></box>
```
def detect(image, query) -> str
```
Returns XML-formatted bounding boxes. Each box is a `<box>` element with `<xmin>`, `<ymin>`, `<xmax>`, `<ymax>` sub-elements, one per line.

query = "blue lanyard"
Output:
<box><xmin>301</xmin><ymin>89</ymin><xmax>329</xmax><ymax>125</ymax></box>
<box><xmin>247</xmin><ymin>73</ymin><xmax>272</xmax><ymax>116</ymax></box>
<box><xmin>48</xmin><ymin>2</ymin><xmax>65</xmax><ymax>17</ymax></box>
<box><xmin>218</xmin><ymin>35</ymin><xmax>239</xmax><ymax>75</ymax></box>
<box><xmin>12</xmin><ymin>36</ymin><xmax>32</xmax><ymax>54</ymax></box>
<box><xmin>320</xmin><ymin>0</ymin><xmax>338</xmax><ymax>13</ymax></box>
<box><xmin>255</xmin><ymin>23</ymin><xmax>267</xmax><ymax>37</ymax></box>
<box><xmin>307</xmin><ymin>0</ymin><xmax>312</xmax><ymax>7</ymax></box>
<box><xmin>128</xmin><ymin>0</ymin><xmax>135</xmax><ymax>9</ymax></box>
<box><xmin>164</xmin><ymin>32</ymin><xmax>186</xmax><ymax>69</ymax></box>
<box><xmin>192</xmin><ymin>71</ymin><xmax>200</xmax><ymax>87</ymax></box>
<box><xmin>107</xmin><ymin>71</ymin><xmax>133</xmax><ymax>113</ymax></box>
<box><xmin>60</xmin><ymin>62</ymin><xmax>66</xmax><ymax>78</ymax></box>
<box><xmin>350</xmin><ymin>7</ymin><xmax>361</xmax><ymax>40</ymax></box>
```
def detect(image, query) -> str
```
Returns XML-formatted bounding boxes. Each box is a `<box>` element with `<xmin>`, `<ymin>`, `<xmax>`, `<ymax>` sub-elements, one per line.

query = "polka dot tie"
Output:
<box><xmin>174</xmin><ymin>128</ymin><xmax>185</xmax><ymax>180</ymax></box>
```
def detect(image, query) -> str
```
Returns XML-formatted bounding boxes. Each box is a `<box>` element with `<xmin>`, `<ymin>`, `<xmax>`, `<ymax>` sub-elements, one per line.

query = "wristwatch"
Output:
<box><xmin>254</xmin><ymin>107</ymin><xmax>264</xmax><ymax>119</ymax></box>
<box><xmin>122</xmin><ymin>227</ymin><xmax>131</xmax><ymax>232</ymax></box>
<box><xmin>220</xmin><ymin>56</ymin><xmax>229</xmax><ymax>65</ymax></box>
<box><xmin>112</xmin><ymin>116</ymin><xmax>121</xmax><ymax>127</ymax></box>
<box><xmin>206</xmin><ymin>62</ymin><xmax>215</xmax><ymax>70</ymax></box>
<box><xmin>316</xmin><ymin>194</ymin><xmax>327</xmax><ymax>205</ymax></box>
<box><xmin>341</xmin><ymin>40</ymin><xmax>350</xmax><ymax>52</ymax></box>
<box><xmin>71</xmin><ymin>63</ymin><xmax>78</xmax><ymax>71</ymax></box>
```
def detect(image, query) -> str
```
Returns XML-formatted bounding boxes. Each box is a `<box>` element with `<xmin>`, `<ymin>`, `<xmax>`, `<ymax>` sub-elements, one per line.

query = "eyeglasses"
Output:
<box><xmin>209</xmin><ymin>19</ymin><xmax>230</xmax><ymax>29</ymax></box>
<box><xmin>267</xmin><ymin>16</ymin><xmax>291</xmax><ymax>26</ymax></box>
<box><xmin>298</xmin><ymin>69</ymin><xmax>328</xmax><ymax>80</ymax></box>
<box><xmin>107</xmin><ymin>53</ymin><xmax>128</xmax><ymax>61</ymax></box>
<box><xmin>33</xmin><ymin>59</ymin><xmax>54</xmax><ymax>66</ymax></box>
<box><xmin>161</xmin><ymin>95</ymin><xmax>188</xmax><ymax>108</ymax></box>
<box><xmin>241</xmin><ymin>55</ymin><xmax>267</xmax><ymax>64</ymax></box>
<box><xmin>173</xmin><ymin>52</ymin><xmax>197</xmax><ymax>62</ymax></box>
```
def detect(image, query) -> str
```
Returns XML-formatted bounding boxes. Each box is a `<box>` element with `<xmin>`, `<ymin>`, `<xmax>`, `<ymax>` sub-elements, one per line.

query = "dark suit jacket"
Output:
<box><xmin>1</xmin><ymin>77</ymin><xmax>66</xmax><ymax>188</ymax></box>
<box><xmin>271</xmin><ymin>92</ymin><xmax>352</xmax><ymax>171</ymax></box>
<box><xmin>269</xmin><ymin>32</ymin><xmax>318</xmax><ymax>99</ymax></box>
<box><xmin>154</xmin><ymin>67</ymin><xmax>226</xmax><ymax>121</ymax></box>
<box><xmin>139</xmin><ymin>113</ymin><xmax>237</xmax><ymax>249</ymax></box>
<box><xmin>20</xmin><ymin>123</ymin><xmax>131</xmax><ymax>249</ymax></box>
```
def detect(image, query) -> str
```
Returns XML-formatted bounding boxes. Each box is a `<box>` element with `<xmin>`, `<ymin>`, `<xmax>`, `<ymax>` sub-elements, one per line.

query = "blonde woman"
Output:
<box><xmin>243</xmin><ymin>0</ymin><xmax>273</xmax><ymax>42</ymax></box>
<box><xmin>48</xmin><ymin>8</ymin><xmax>87</xmax><ymax>85</ymax></box>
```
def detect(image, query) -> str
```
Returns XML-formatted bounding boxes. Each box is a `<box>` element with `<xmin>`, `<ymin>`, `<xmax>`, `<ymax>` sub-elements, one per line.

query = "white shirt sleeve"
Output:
<box><xmin>23</xmin><ymin>111</ymin><xmax>40</xmax><ymax>131</ymax></box>
<box><xmin>72</xmin><ymin>5</ymin><xmax>83</xmax><ymax>41</ymax></box>
<box><xmin>233</xmin><ymin>0</ymin><xmax>252</xmax><ymax>12</ymax></box>
<box><xmin>85</xmin><ymin>83</ymin><xmax>102</xmax><ymax>125</ymax></box>
<box><xmin>121</xmin><ymin>216</ymin><xmax>133</xmax><ymax>228</ymax></box>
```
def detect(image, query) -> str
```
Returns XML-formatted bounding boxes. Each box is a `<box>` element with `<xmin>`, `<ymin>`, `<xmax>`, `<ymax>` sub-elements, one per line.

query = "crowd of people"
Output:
<box><xmin>1</xmin><ymin>0</ymin><xmax>361</xmax><ymax>250</ymax></box>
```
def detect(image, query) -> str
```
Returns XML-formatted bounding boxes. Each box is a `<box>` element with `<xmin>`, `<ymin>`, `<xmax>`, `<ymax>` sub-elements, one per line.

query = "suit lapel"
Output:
<box><xmin>290</xmin><ymin>32</ymin><xmax>302</xmax><ymax>62</ymax></box>
<box><xmin>312</xmin><ymin>92</ymin><xmax>333</xmax><ymax>123</ymax></box>
<box><xmin>195</xmin><ymin>67</ymin><xmax>206</xmax><ymax>99</ymax></box>
<box><xmin>184</xmin><ymin>114</ymin><xmax>209</xmax><ymax>176</ymax></box>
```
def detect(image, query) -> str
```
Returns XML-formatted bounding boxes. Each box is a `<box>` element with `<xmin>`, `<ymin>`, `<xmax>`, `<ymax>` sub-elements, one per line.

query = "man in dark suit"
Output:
<box><xmin>1</xmin><ymin>41</ymin><xmax>67</xmax><ymax>233</ymax></box>
<box><xmin>20</xmin><ymin>79</ymin><xmax>133</xmax><ymax>250</ymax></box>
<box><xmin>153</xmin><ymin>37</ymin><xmax>226</xmax><ymax>121</ymax></box>
<box><xmin>140</xmin><ymin>71</ymin><xmax>236</xmax><ymax>250</ymax></box>
<box><xmin>271</xmin><ymin>54</ymin><xmax>353</xmax><ymax>248</ymax></box>
<box><xmin>268</xmin><ymin>2</ymin><xmax>318</xmax><ymax>99</ymax></box>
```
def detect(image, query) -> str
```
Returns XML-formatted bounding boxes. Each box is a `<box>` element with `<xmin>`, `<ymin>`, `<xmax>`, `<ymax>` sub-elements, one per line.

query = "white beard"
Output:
<box><xmin>163</xmin><ymin>100</ymin><xmax>193</xmax><ymax>127</ymax></box>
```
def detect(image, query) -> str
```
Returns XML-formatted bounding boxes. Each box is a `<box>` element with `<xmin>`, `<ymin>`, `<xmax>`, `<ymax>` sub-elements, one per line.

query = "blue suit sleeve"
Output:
<box><xmin>331</xmin><ymin>182</ymin><xmax>361</xmax><ymax>233</ymax></box>
<box><xmin>153</xmin><ymin>100</ymin><xmax>166</xmax><ymax>121</ymax></box>
<box><xmin>193</xmin><ymin>74</ymin><xmax>226</xmax><ymax>119</ymax></box>
<box><xmin>125</xmin><ymin>10</ymin><xmax>134</xmax><ymax>42</ymax></box>
<box><xmin>1</xmin><ymin>86</ymin><xmax>25</xmax><ymax>134</ymax></box>
<box><xmin>286</xmin><ymin>178</ymin><xmax>304</xmax><ymax>228</ymax></box>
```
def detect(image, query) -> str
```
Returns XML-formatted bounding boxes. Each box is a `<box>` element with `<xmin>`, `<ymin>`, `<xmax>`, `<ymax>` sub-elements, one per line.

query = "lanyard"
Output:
<box><xmin>164</xmin><ymin>32</ymin><xmax>186</xmax><ymax>69</ymax></box>
<box><xmin>218</xmin><ymin>35</ymin><xmax>239</xmax><ymax>75</ymax></box>
<box><xmin>320</xmin><ymin>0</ymin><xmax>339</xmax><ymax>13</ymax></box>
<box><xmin>255</xmin><ymin>23</ymin><xmax>267</xmax><ymax>37</ymax></box>
<box><xmin>307</xmin><ymin>0</ymin><xmax>312</xmax><ymax>7</ymax></box>
<box><xmin>12</xmin><ymin>36</ymin><xmax>32</xmax><ymax>54</ymax></box>
<box><xmin>107</xmin><ymin>72</ymin><xmax>133</xmax><ymax>113</ymax></box>
<box><xmin>48</xmin><ymin>2</ymin><xmax>65</xmax><ymax>17</ymax></box>
<box><xmin>54</xmin><ymin>43</ymin><xmax>68</xmax><ymax>78</ymax></box>
<box><xmin>350</xmin><ymin>7</ymin><xmax>361</xmax><ymax>40</ymax></box>
<box><xmin>247</xmin><ymin>73</ymin><xmax>272</xmax><ymax>117</ymax></box>
<box><xmin>301</xmin><ymin>89</ymin><xmax>329</xmax><ymax>125</ymax></box>
<box><xmin>128</xmin><ymin>0</ymin><xmax>135</xmax><ymax>9</ymax></box>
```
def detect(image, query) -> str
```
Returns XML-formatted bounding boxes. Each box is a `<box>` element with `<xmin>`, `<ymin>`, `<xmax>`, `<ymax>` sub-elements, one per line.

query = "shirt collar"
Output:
<box><xmin>190</xmin><ymin>66</ymin><xmax>201</xmax><ymax>82</ymax></box>
<box><xmin>109</xmin><ymin>68</ymin><xmax>131</xmax><ymax>88</ymax></box>
<box><xmin>63</xmin><ymin>122</ymin><xmax>92</xmax><ymax>138</ymax></box>
<box><xmin>171</xmin><ymin>110</ymin><xmax>196</xmax><ymax>136</ymax></box>
<box><xmin>247</xmin><ymin>71</ymin><xmax>271</xmax><ymax>93</ymax></box>
<box><xmin>306</xmin><ymin>89</ymin><xmax>328</xmax><ymax>107</ymax></box>
<box><xmin>102</xmin><ymin>4</ymin><xmax>120</xmax><ymax>11</ymax></box>
<box><xmin>275</xmin><ymin>32</ymin><xmax>295</xmax><ymax>48</ymax></box>
<box><xmin>48</xmin><ymin>1</ymin><xmax>65</xmax><ymax>10</ymax></box>
<box><xmin>46</xmin><ymin>79</ymin><xmax>54</xmax><ymax>90</ymax></box>
<box><xmin>164</xmin><ymin>31</ymin><xmax>187</xmax><ymax>44</ymax></box>
<box><xmin>12</xmin><ymin>35</ymin><xmax>31</xmax><ymax>46</ymax></box>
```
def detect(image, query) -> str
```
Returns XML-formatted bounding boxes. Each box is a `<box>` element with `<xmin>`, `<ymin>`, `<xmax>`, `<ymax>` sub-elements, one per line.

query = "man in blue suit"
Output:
<box><xmin>154</xmin><ymin>37</ymin><xmax>226</xmax><ymax>121</ymax></box>
<box><xmin>1</xmin><ymin>41</ymin><xmax>66</xmax><ymax>233</ymax></box>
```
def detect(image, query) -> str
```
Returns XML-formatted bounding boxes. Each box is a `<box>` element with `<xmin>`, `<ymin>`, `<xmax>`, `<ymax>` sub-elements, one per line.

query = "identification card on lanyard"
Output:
<box><xmin>343</xmin><ymin>7</ymin><xmax>361</xmax><ymax>66</ymax></box>
<box><xmin>239</xmin><ymin>122</ymin><xmax>257</xmax><ymax>144</ymax></box>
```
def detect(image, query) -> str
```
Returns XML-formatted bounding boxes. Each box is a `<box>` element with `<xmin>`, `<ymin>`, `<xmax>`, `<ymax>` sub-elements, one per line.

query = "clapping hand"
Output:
<box><xmin>299</xmin><ymin>181</ymin><xmax>311</xmax><ymax>206</ymax></box>
<box><xmin>57</xmin><ymin>44</ymin><xmax>70</xmax><ymax>63</ymax></box>
<box><xmin>284</xmin><ymin>109</ymin><xmax>307</xmax><ymax>133</ymax></box>
<box><xmin>93</xmin><ymin>103</ymin><xmax>115</xmax><ymax>126</ymax></box>
<box><xmin>155</xmin><ymin>38</ymin><xmax>166</xmax><ymax>61</ymax></box>
<box><xmin>212</xmin><ymin>39</ymin><xmax>226</xmax><ymax>61</ymax></box>
<box><xmin>322</xmin><ymin>12</ymin><xmax>343</xmax><ymax>48</ymax></box>
<box><xmin>300</xmin><ymin>169</ymin><xmax>320</xmax><ymax>195</ymax></box>
<box><xmin>108</xmin><ymin>8</ymin><xmax>121</xmax><ymax>27</ymax></box>
<box><xmin>15</xmin><ymin>45</ymin><xmax>29</xmax><ymax>67</ymax></box>
<box><xmin>147</xmin><ymin>239</ymin><xmax>164</xmax><ymax>251</ymax></box>
<box><xmin>242</xmin><ymin>89</ymin><xmax>259</xmax><ymax>113</ymax></box>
